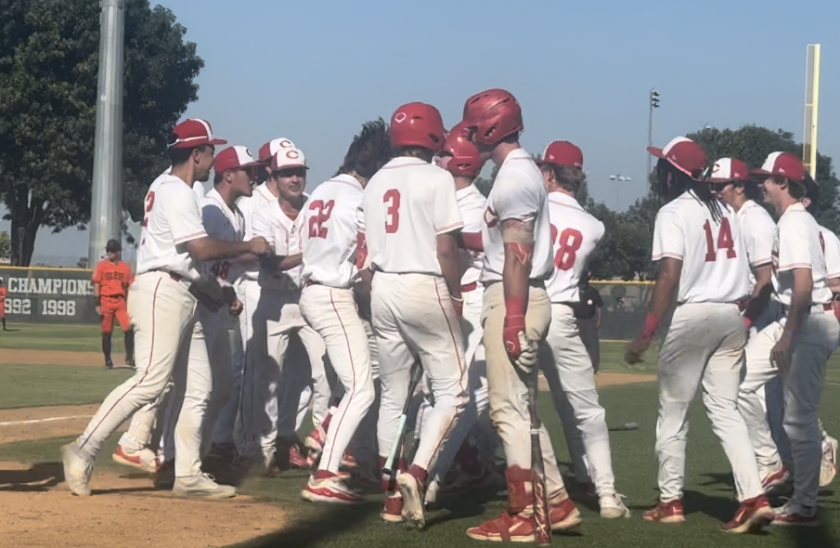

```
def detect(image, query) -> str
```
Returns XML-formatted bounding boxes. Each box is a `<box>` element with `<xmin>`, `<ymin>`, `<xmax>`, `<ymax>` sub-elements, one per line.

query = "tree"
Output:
<box><xmin>0</xmin><ymin>230</ymin><xmax>10</xmax><ymax>260</ymax></box>
<box><xmin>0</xmin><ymin>0</ymin><xmax>203</xmax><ymax>265</ymax></box>
<box><xmin>689</xmin><ymin>125</ymin><xmax>840</xmax><ymax>233</ymax></box>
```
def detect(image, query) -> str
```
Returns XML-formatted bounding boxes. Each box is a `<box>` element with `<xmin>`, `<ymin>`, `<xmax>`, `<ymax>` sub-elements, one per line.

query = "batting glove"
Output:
<box><xmin>503</xmin><ymin>314</ymin><xmax>539</xmax><ymax>374</ymax></box>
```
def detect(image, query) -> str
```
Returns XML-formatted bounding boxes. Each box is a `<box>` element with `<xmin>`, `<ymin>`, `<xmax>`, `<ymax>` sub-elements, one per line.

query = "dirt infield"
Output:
<box><xmin>0</xmin><ymin>404</ymin><xmax>104</xmax><ymax>443</ymax></box>
<box><xmin>0</xmin><ymin>461</ymin><xmax>287</xmax><ymax>548</ymax></box>
<box><xmin>0</xmin><ymin>349</ymin><xmax>126</xmax><ymax>368</ymax></box>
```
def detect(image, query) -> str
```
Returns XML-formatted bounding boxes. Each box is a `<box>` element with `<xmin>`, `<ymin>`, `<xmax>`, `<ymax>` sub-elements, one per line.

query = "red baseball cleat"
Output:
<box><xmin>643</xmin><ymin>499</ymin><xmax>685</xmax><ymax>524</ymax></box>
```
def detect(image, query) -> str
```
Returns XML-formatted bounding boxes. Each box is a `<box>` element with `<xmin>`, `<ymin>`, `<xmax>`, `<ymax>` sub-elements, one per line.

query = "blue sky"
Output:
<box><xmin>4</xmin><ymin>0</ymin><xmax>840</xmax><ymax>264</ymax></box>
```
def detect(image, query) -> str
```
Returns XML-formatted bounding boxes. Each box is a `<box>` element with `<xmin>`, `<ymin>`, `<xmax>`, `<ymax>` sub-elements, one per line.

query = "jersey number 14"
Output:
<box><xmin>702</xmin><ymin>218</ymin><xmax>737</xmax><ymax>262</ymax></box>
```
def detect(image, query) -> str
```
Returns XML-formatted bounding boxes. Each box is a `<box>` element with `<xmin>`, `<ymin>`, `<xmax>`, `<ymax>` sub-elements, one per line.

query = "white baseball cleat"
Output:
<box><xmin>61</xmin><ymin>443</ymin><xmax>93</xmax><ymax>496</ymax></box>
<box><xmin>112</xmin><ymin>445</ymin><xmax>159</xmax><ymax>473</ymax></box>
<box><xmin>599</xmin><ymin>493</ymin><xmax>631</xmax><ymax>519</ymax></box>
<box><xmin>820</xmin><ymin>435</ymin><xmax>838</xmax><ymax>488</ymax></box>
<box><xmin>173</xmin><ymin>473</ymin><xmax>236</xmax><ymax>498</ymax></box>
<box><xmin>397</xmin><ymin>472</ymin><xmax>426</xmax><ymax>529</ymax></box>
<box><xmin>301</xmin><ymin>474</ymin><xmax>363</xmax><ymax>504</ymax></box>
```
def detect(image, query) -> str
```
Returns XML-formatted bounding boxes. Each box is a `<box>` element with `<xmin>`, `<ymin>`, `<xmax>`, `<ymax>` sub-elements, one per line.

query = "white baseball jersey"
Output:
<box><xmin>818</xmin><ymin>225</ymin><xmax>840</xmax><ymax>280</ymax></box>
<box><xmin>652</xmin><ymin>191</ymin><xmax>749</xmax><ymax>303</ymax></box>
<box><xmin>300</xmin><ymin>174</ymin><xmax>365</xmax><ymax>288</ymax></box>
<box><xmin>236</xmin><ymin>183</ymin><xmax>277</xmax><ymax>281</ymax></box>
<box><xmin>193</xmin><ymin>181</ymin><xmax>206</xmax><ymax>200</ymax></box>
<box><xmin>481</xmin><ymin>149</ymin><xmax>553</xmax><ymax>284</ymax></box>
<box><xmin>456</xmin><ymin>184</ymin><xmax>487</xmax><ymax>286</ymax></box>
<box><xmin>545</xmin><ymin>192</ymin><xmax>605</xmax><ymax>303</ymax></box>
<box><xmin>201</xmin><ymin>188</ymin><xmax>245</xmax><ymax>286</ymax></box>
<box><xmin>251</xmin><ymin>198</ymin><xmax>305</xmax><ymax>291</ymax></box>
<box><xmin>771</xmin><ymin>203</ymin><xmax>832</xmax><ymax>306</ymax></box>
<box><xmin>363</xmin><ymin>157</ymin><xmax>463</xmax><ymax>276</ymax></box>
<box><xmin>136</xmin><ymin>172</ymin><xmax>207</xmax><ymax>280</ymax></box>
<box><xmin>735</xmin><ymin>199</ymin><xmax>775</xmax><ymax>291</ymax></box>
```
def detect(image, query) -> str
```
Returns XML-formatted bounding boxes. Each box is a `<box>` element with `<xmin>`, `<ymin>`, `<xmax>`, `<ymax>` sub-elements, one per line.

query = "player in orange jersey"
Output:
<box><xmin>0</xmin><ymin>277</ymin><xmax>7</xmax><ymax>331</ymax></box>
<box><xmin>92</xmin><ymin>239</ymin><xmax>135</xmax><ymax>369</ymax></box>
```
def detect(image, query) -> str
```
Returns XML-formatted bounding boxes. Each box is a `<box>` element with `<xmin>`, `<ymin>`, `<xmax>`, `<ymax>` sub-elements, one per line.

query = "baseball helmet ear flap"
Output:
<box><xmin>461</xmin><ymin>88</ymin><xmax>523</xmax><ymax>146</ymax></box>
<box><xmin>442</xmin><ymin>122</ymin><xmax>483</xmax><ymax>177</ymax></box>
<box><xmin>390</xmin><ymin>102</ymin><xmax>446</xmax><ymax>152</ymax></box>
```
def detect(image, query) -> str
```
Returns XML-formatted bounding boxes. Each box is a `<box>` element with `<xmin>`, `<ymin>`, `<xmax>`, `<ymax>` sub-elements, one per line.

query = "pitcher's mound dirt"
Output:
<box><xmin>0</xmin><ymin>461</ymin><xmax>287</xmax><ymax>548</ymax></box>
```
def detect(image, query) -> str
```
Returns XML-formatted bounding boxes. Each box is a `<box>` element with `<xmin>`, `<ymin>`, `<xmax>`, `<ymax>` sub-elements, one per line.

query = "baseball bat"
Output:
<box><xmin>382</xmin><ymin>362</ymin><xmax>424</xmax><ymax>477</ymax></box>
<box><xmin>527</xmin><ymin>371</ymin><xmax>551</xmax><ymax>546</ymax></box>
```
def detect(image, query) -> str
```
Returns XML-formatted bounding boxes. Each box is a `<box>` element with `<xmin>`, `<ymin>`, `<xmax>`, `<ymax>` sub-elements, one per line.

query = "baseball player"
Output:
<box><xmin>624</xmin><ymin>137</ymin><xmax>772</xmax><ymax>532</ymax></box>
<box><xmin>61</xmin><ymin>119</ymin><xmax>271</xmax><ymax>498</ymax></box>
<box><xmin>298</xmin><ymin>119</ymin><xmax>392</xmax><ymax>504</ymax></box>
<box><xmin>419</xmin><ymin>122</ymin><xmax>491</xmax><ymax>507</ymax></box>
<box><xmin>364</xmin><ymin>102</ymin><xmax>468</xmax><ymax>528</ymax></box>
<box><xmin>92</xmin><ymin>239</ymin><xmax>135</xmax><ymax>369</ymax></box>
<box><xmin>737</xmin><ymin>164</ymin><xmax>840</xmax><ymax>514</ymax></box>
<box><xmin>460</xmin><ymin>89</ymin><xmax>581</xmax><ymax>542</ymax></box>
<box><xmin>248</xmin><ymin>146</ymin><xmax>330</xmax><ymax>472</ymax></box>
<box><xmin>537</xmin><ymin>140</ymin><xmax>629</xmax><ymax>519</ymax></box>
<box><xmin>707</xmin><ymin>158</ymin><xmax>792</xmax><ymax>490</ymax></box>
<box><xmin>228</xmin><ymin>137</ymin><xmax>309</xmax><ymax>469</ymax></box>
<box><xmin>137</xmin><ymin>145</ymin><xmax>261</xmax><ymax>488</ymax></box>
<box><xmin>0</xmin><ymin>278</ymin><xmax>7</xmax><ymax>331</ymax></box>
<box><xmin>739</xmin><ymin>152</ymin><xmax>840</xmax><ymax>525</ymax></box>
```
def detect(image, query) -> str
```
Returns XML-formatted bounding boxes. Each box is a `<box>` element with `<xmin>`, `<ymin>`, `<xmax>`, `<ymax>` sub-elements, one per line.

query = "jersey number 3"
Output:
<box><xmin>308</xmin><ymin>200</ymin><xmax>335</xmax><ymax>239</ymax></box>
<box><xmin>550</xmin><ymin>225</ymin><xmax>583</xmax><ymax>271</ymax></box>
<box><xmin>384</xmin><ymin>189</ymin><xmax>401</xmax><ymax>233</ymax></box>
<box><xmin>703</xmin><ymin>218</ymin><xmax>737</xmax><ymax>262</ymax></box>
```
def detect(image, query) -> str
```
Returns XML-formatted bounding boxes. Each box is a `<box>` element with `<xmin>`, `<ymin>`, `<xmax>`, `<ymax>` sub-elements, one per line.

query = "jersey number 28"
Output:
<box><xmin>308</xmin><ymin>200</ymin><xmax>335</xmax><ymax>239</ymax></box>
<box><xmin>702</xmin><ymin>218</ymin><xmax>737</xmax><ymax>262</ymax></box>
<box><xmin>549</xmin><ymin>225</ymin><xmax>583</xmax><ymax>271</ymax></box>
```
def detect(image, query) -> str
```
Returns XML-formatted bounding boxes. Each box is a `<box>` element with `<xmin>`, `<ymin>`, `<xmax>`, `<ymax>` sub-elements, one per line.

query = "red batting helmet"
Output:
<box><xmin>390</xmin><ymin>102</ymin><xmax>446</xmax><ymax>152</ymax></box>
<box><xmin>461</xmin><ymin>88</ymin><xmax>523</xmax><ymax>146</ymax></box>
<box><xmin>442</xmin><ymin>122</ymin><xmax>482</xmax><ymax>177</ymax></box>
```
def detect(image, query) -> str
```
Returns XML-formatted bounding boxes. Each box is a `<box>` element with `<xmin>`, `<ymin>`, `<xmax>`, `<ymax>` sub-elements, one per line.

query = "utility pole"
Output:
<box><xmin>88</xmin><ymin>0</ymin><xmax>126</xmax><ymax>267</ymax></box>
<box><xmin>648</xmin><ymin>88</ymin><xmax>660</xmax><ymax>177</ymax></box>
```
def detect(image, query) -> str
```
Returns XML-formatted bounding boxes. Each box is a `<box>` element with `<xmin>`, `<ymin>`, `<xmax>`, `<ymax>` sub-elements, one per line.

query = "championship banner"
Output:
<box><xmin>0</xmin><ymin>267</ymin><xmax>99</xmax><ymax>324</ymax></box>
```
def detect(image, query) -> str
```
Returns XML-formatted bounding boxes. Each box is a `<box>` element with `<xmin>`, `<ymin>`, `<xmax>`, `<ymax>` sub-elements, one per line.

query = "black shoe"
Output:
<box><xmin>125</xmin><ymin>357</ymin><xmax>135</xmax><ymax>368</ymax></box>
<box><xmin>105</xmin><ymin>360</ymin><xmax>114</xmax><ymax>369</ymax></box>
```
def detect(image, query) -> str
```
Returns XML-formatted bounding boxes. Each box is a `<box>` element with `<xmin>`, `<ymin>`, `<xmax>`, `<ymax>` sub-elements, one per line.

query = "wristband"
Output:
<box><xmin>743</xmin><ymin>315</ymin><xmax>753</xmax><ymax>330</ymax></box>
<box><xmin>641</xmin><ymin>313</ymin><xmax>661</xmax><ymax>342</ymax></box>
<box><xmin>505</xmin><ymin>295</ymin><xmax>526</xmax><ymax>317</ymax></box>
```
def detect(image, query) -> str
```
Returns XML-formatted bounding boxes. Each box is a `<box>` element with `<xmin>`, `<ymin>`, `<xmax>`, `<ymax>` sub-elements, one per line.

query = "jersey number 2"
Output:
<box><xmin>703</xmin><ymin>218</ymin><xmax>737</xmax><ymax>262</ymax></box>
<box><xmin>384</xmin><ymin>189</ymin><xmax>401</xmax><ymax>233</ymax></box>
<box><xmin>550</xmin><ymin>225</ymin><xmax>583</xmax><ymax>271</ymax></box>
<box><xmin>308</xmin><ymin>200</ymin><xmax>335</xmax><ymax>239</ymax></box>
<box><xmin>140</xmin><ymin>191</ymin><xmax>155</xmax><ymax>227</ymax></box>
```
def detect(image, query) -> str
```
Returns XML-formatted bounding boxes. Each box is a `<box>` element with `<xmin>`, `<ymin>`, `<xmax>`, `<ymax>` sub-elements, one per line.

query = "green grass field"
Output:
<box><xmin>1</xmin><ymin>324</ymin><xmax>839</xmax><ymax>547</ymax></box>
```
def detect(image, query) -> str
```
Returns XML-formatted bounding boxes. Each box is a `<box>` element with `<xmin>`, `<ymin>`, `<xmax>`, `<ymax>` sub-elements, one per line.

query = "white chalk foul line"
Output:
<box><xmin>0</xmin><ymin>415</ymin><xmax>92</xmax><ymax>427</ymax></box>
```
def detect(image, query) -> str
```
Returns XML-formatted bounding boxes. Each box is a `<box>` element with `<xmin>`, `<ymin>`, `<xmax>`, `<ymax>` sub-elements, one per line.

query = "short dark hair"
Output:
<box><xmin>337</xmin><ymin>119</ymin><xmax>392</xmax><ymax>180</ymax></box>
<box><xmin>393</xmin><ymin>146</ymin><xmax>434</xmax><ymax>162</ymax></box>
<box><xmin>214</xmin><ymin>171</ymin><xmax>224</xmax><ymax>185</ymax></box>
<box><xmin>772</xmin><ymin>174</ymin><xmax>807</xmax><ymax>200</ymax></box>
<box><xmin>106</xmin><ymin>239</ymin><xmax>121</xmax><ymax>253</ymax></box>
<box><xmin>168</xmin><ymin>145</ymin><xmax>209</xmax><ymax>168</ymax></box>
<box><xmin>542</xmin><ymin>164</ymin><xmax>585</xmax><ymax>193</ymax></box>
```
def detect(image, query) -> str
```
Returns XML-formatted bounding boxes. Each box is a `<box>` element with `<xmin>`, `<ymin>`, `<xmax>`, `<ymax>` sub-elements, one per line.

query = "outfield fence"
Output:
<box><xmin>0</xmin><ymin>266</ymin><xmax>100</xmax><ymax>324</ymax></box>
<box><xmin>0</xmin><ymin>268</ymin><xmax>666</xmax><ymax>340</ymax></box>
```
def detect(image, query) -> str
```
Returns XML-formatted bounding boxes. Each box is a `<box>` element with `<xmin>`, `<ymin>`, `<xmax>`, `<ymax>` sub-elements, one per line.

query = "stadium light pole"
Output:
<box><xmin>647</xmin><ymin>88</ymin><xmax>660</xmax><ymax>177</ymax></box>
<box><xmin>88</xmin><ymin>0</ymin><xmax>126</xmax><ymax>267</ymax></box>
